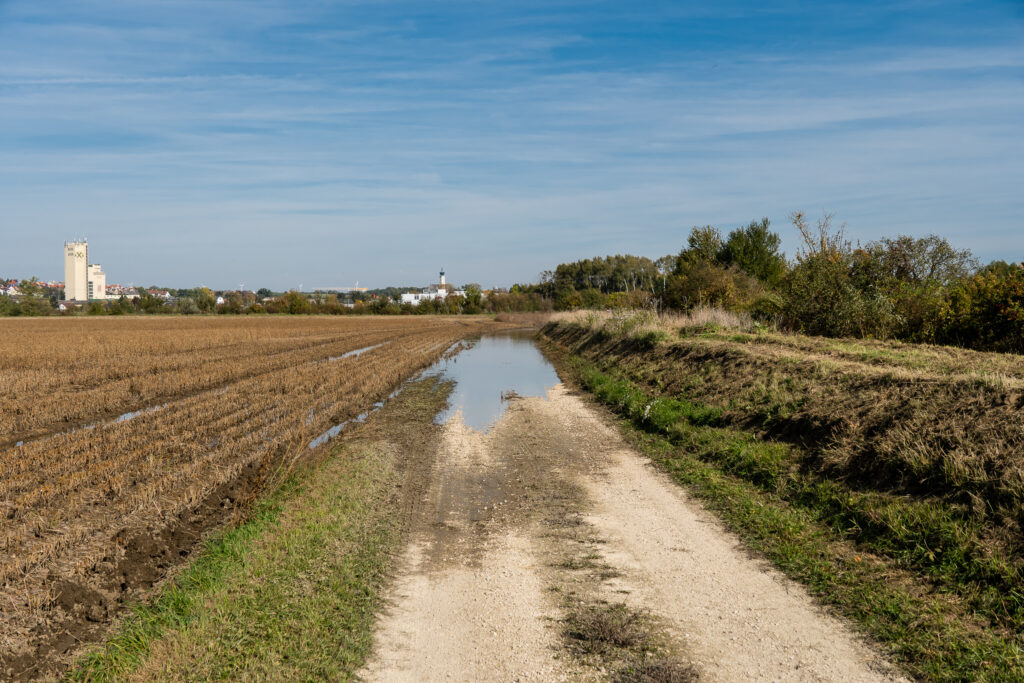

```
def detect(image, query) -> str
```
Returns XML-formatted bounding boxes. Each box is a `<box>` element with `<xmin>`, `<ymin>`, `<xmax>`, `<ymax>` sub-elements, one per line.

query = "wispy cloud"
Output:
<box><xmin>0</xmin><ymin>0</ymin><xmax>1021</xmax><ymax>288</ymax></box>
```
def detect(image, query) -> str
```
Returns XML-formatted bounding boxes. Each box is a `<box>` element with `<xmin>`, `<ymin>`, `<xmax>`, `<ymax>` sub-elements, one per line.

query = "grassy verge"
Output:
<box><xmin>69</xmin><ymin>377</ymin><xmax>449</xmax><ymax>681</ymax></box>
<box><xmin>554</xmin><ymin>352</ymin><xmax>1024</xmax><ymax>681</ymax></box>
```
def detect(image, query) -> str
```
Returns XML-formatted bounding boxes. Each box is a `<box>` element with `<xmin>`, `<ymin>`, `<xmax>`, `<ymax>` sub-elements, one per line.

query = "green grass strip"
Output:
<box><xmin>573</xmin><ymin>355</ymin><xmax>1024</xmax><ymax>623</ymax></box>
<box><xmin>69</xmin><ymin>484</ymin><xmax>295</xmax><ymax>682</ymax></box>
<box><xmin>69</xmin><ymin>378</ymin><xmax>447</xmax><ymax>682</ymax></box>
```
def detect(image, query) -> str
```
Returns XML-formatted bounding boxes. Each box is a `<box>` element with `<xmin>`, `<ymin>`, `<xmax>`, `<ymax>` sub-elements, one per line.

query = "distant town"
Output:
<box><xmin>0</xmin><ymin>240</ymin><xmax>549</xmax><ymax>316</ymax></box>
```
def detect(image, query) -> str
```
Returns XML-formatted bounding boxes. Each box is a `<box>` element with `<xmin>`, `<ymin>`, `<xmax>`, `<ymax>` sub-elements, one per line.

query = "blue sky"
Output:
<box><xmin>1</xmin><ymin>0</ymin><xmax>1022</xmax><ymax>289</ymax></box>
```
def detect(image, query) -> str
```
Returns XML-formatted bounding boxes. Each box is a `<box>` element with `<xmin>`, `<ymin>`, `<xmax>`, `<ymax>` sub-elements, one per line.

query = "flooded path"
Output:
<box><xmin>359</xmin><ymin>334</ymin><xmax>906</xmax><ymax>682</ymax></box>
<box><xmin>429</xmin><ymin>332</ymin><xmax>561</xmax><ymax>430</ymax></box>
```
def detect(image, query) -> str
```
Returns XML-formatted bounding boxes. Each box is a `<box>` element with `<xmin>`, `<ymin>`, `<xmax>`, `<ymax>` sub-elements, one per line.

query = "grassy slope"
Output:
<box><xmin>68</xmin><ymin>377</ymin><xmax>449</xmax><ymax>682</ymax></box>
<box><xmin>542</xmin><ymin>319</ymin><xmax>1024</xmax><ymax>681</ymax></box>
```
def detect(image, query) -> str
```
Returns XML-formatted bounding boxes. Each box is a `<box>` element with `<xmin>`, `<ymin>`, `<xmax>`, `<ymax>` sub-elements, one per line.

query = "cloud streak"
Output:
<box><xmin>0</xmin><ymin>0</ymin><xmax>1021</xmax><ymax>288</ymax></box>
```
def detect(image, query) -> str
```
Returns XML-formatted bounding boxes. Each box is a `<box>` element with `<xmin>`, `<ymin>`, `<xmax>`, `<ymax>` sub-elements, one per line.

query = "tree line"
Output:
<box><xmin>0</xmin><ymin>282</ymin><xmax>552</xmax><ymax>317</ymax></box>
<box><xmin>520</xmin><ymin>213</ymin><xmax>1023</xmax><ymax>353</ymax></box>
<box><xmin>4</xmin><ymin>213</ymin><xmax>1021</xmax><ymax>353</ymax></box>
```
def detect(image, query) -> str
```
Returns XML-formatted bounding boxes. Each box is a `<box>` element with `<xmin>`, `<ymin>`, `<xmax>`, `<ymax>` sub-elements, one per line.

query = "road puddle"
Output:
<box><xmin>309</xmin><ymin>331</ymin><xmax>558</xmax><ymax>448</ymax></box>
<box><xmin>428</xmin><ymin>332</ymin><xmax>560</xmax><ymax>431</ymax></box>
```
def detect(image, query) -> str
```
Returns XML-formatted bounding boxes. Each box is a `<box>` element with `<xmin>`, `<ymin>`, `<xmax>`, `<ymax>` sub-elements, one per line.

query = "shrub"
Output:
<box><xmin>931</xmin><ymin>264</ymin><xmax>1024</xmax><ymax>353</ymax></box>
<box><xmin>664</xmin><ymin>262</ymin><xmax>763</xmax><ymax>312</ymax></box>
<box><xmin>851</xmin><ymin>234</ymin><xmax>976</xmax><ymax>341</ymax></box>
<box><xmin>176</xmin><ymin>297</ymin><xmax>200</xmax><ymax>315</ymax></box>
<box><xmin>781</xmin><ymin>212</ymin><xmax>901</xmax><ymax>338</ymax></box>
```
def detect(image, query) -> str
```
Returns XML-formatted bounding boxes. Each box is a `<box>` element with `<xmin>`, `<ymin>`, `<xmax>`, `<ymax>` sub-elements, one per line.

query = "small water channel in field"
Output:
<box><xmin>328</xmin><ymin>342</ymin><xmax>389</xmax><ymax>361</ymax></box>
<box><xmin>428</xmin><ymin>331</ymin><xmax>561</xmax><ymax>431</ymax></box>
<box><xmin>12</xmin><ymin>403</ymin><xmax>167</xmax><ymax>448</ymax></box>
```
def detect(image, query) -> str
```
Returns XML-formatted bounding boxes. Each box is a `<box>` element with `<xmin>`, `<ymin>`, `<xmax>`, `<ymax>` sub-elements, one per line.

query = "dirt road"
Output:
<box><xmin>359</xmin><ymin>382</ymin><xmax>906</xmax><ymax>682</ymax></box>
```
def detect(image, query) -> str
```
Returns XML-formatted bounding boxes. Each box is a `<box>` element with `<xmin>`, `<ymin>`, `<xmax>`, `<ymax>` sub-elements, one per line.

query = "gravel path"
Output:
<box><xmin>359</xmin><ymin>383</ymin><xmax>906</xmax><ymax>682</ymax></box>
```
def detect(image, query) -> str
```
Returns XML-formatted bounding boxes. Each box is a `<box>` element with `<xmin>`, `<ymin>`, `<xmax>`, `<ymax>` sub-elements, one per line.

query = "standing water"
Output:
<box><xmin>427</xmin><ymin>332</ymin><xmax>561</xmax><ymax>431</ymax></box>
<box><xmin>308</xmin><ymin>331</ymin><xmax>560</xmax><ymax>448</ymax></box>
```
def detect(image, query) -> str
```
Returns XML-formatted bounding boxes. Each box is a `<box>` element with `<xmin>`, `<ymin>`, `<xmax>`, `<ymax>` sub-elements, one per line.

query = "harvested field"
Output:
<box><xmin>0</xmin><ymin>316</ymin><xmax>508</xmax><ymax>680</ymax></box>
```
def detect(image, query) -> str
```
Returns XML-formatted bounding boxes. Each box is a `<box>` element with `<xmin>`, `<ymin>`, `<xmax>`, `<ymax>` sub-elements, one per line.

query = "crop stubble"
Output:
<box><xmin>0</xmin><ymin>316</ymin><xmax>500</xmax><ymax>678</ymax></box>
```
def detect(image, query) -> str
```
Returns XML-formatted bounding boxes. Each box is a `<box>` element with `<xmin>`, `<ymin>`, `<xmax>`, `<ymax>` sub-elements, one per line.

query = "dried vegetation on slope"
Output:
<box><xmin>543</xmin><ymin>312</ymin><xmax>1024</xmax><ymax>677</ymax></box>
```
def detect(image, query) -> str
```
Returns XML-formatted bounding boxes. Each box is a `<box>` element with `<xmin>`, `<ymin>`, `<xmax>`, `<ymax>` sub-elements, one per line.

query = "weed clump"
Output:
<box><xmin>614</xmin><ymin>658</ymin><xmax>700</xmax><ymax>682</ymax></box>
<box><xmin>565</xmin><ymin>602</ymin><xmax>651</xmax><ymax>656</ymax></box>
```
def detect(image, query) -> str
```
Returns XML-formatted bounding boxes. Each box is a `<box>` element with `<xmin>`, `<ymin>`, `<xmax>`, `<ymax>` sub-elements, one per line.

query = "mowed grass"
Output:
<box><xmin>69</xmin><ymin>377</ymin><xmax>449</xmax><ymax>682</ymax></box>
<box><xmin>551</xmin><ymin>351</ymin><xmax>1024</xmax><ymax>681</ymax></box>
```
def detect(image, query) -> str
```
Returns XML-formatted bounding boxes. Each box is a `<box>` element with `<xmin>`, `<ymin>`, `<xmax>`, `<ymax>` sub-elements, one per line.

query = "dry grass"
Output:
<box><xmin>545</xmin><ymin>317</ymin><xmax>1024</xmax><ymax>521</ymax></box>
<box><xmin>548</xmin><ymin>307</ymin><xmax>753</xmax><ymax>341</ymax></box>
<box><xmin>563</xmin><ymin>600</ymin><xmax>698</xmax><ymax>681</ymax></box>
<box><xmin>492</xmin><ymin>311</ymin><xmax>555</xmax><ymax>326</ymax></box>
<box><xmin>614</xmin><ymin>659</ymin><xmax>700</xmax><ymax>683</ymax></box>
<box><xmin>0</xmin><ymin>316</ymin><xmax>505</xmax><ymax>666</ymax></box>
<box><xmin>564</xmin><ymin>602</ymin><xmax>652</xmax><ymax>656</ymax></box>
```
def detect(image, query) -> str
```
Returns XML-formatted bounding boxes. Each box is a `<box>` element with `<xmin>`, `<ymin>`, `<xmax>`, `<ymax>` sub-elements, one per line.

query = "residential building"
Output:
<box><xmin>87</xmin><ymin>264</ymin><xmax>106</xmax><ymax>300</ymax></box>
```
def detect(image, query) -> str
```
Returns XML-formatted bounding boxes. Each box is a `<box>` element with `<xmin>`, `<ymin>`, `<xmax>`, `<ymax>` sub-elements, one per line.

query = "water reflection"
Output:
<box><xmin>309</xmin><ymin>332</ymin><xmax>559</xmax><ymax>448</ymax></box>
<box><xmin>428</xmin><ymin>332</ymin><xmax>561</xmax><ymax>431</ymax></box>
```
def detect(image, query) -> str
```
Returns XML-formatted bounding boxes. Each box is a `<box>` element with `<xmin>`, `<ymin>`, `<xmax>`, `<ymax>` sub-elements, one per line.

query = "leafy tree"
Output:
<box><xmin>109</xmin><ymin>296</ymin><xmax>132</xmax><ymax>315</ymax></box>
<box><xmin>136</xmin><ymin>292</ymin><xmax>164</xmax><ymax>314</ymax></box>
<box><xmin>664</xmin><ymin>262</ymin><xmax>762</xmax><ymax>311</ymax></box>
<box><xmin>224</xmin><ymin>292</ymin><xmax>245</xmax><ymax>314</ymax></box>
<box><xmin>721</xmin><ymin>218</ymin><xmax>786</xmax><ymax>286</ymax></box>
<box><xmin>675</xmin><ymin>226</ymin><xmax>725</xmax><ymax>270</ymax></box>
<box><xmin>176</xmin><ymin>297</ymin><xmax>201</xmax><ymax>315</ymax></box>
<box><xmin>980</xmin><ymin>260</ymin><xmax>1017</xmax><ymax>277</ymax></box>
<box><xmin>857</xmin><ymin>234</ymin><xmax>976</xmax><ymax>287</ymax></box>
<box><xmin>188</xmin><ymin>287</ymin><xmax>216</xmax><ymax>312</ymax></box>
<box><xmin>551</xmin><ymin>255</ymin><xmax>659</xmax><ymax>298</ymax></box>
<box><xmin>654</xmin><ymin>255</ymin><xmax>674</xmax><ymax>295</ymax></box>
<box><xmin>281</xmin><ymin>290</ymin><xmax>311</xmax><ymax>314</ymax></box>
<box><xmin>851</xmin><ymin>234</ymin><xmax>976</xmax><ymax>340</ymax></box>
<box><xmin>15</xmin><ymin>277</ymin><xmax>52</xmax><ymax>316</ymax></box>
<box><xmin>256</xmin><ymin>287</ymin><xmax>274</xmax><ymax>299</ymax></box>
<box><xmin>462</xmin><ymin>284</ymin><xmax>484</xmax><ymax>313</ymax></box>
